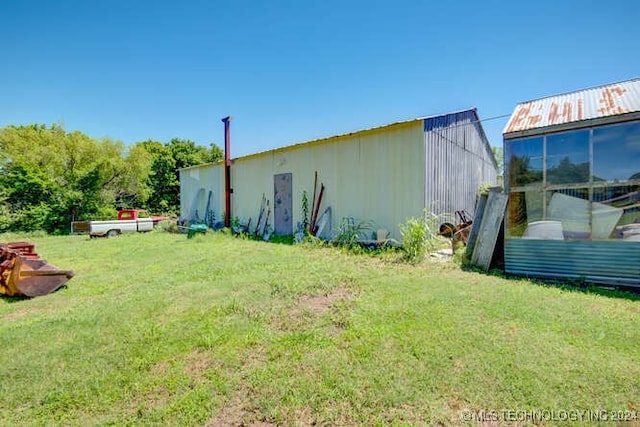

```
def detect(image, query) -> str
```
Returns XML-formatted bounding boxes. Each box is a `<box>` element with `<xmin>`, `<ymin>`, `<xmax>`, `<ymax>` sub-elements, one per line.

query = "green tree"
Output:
<box><xmin>0</xmin><ymin>124</ymin><xmax>151</xmax><ymax>234</ymax></box>
<box><xmin>492</xmin><ymin>146</ymin><xmax>504</xmax><ymax>177</ymax></box>
<box><xmin>138</xmin><ymin>140</ymin><xmax>176</xmax><ymax>213</ymax></box>
<box><xmin>138</xmin><ymin>138</ymin><xmax>223</xmax><ymax>214</ymax></box>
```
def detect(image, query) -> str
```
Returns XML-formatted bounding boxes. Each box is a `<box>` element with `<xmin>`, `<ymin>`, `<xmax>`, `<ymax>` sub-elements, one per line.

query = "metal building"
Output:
<box><xmin>503</xmin><ymin>78</ymin><xmax>640</xmax><ymax>287</ymax></box>
<box><xmin>181</xmin><ymin>108</ymin><xmax>497</xmax><ymax>241</ymax></box>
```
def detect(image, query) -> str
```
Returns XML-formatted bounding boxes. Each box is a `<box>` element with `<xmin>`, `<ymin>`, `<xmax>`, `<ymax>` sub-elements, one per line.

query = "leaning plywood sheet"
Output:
<box><xmin>471</xmin><ymin>192</ymin><xmax>508</xmax><ymax>271</ymax></box>
<box><xmin>465</xmin><ymin>193</ymin><xmax>489</xmax><ymax>258</ymax></box>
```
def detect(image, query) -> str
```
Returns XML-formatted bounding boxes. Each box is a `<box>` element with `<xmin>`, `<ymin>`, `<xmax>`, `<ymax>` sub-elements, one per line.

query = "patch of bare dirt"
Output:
<box><xmin>184</xmin><ymin>349</ymin><xmax>213</xmax><ymax>383</ymax></box>
<box><xmin>430</xmin><ymin>248</ymin><xmax>453</xmax><ymax>262</ymax></box>
<box><xmin>382</xmin><ymin>405</ymin><xmax>428</xmax><ymax>425</ymax></box>
<box><xmin>150</xmin><ymin>360</ymin><xmax>170</xmax><ymax>377</ymax></box>
<box><xmin>206</xmin><ymin>386</ymin><xmax>276</xmax><ymax>427</ymax></box>
<box><xmin>298</xmin><ymin>287</ymin><xmax>352</xmax><ymax>315</ymax></box>
<box><xmin>271</xmin><ymin>287</ymin><xmax>354</xmax><ymax>332</ymax></box>
<box><xmin>452</xmin><ymin>358</ymin><xmax>467</xmax><ymax>373</ymax></box>
<box><xmin>129</xmin><ymin>384</ymin><xmax>172</xmax><ymax>413</ymax></box>
<box><xmin>2</xmin><ymin>307</ymin><xmax>34</xmax><ymax>321</ymax></box>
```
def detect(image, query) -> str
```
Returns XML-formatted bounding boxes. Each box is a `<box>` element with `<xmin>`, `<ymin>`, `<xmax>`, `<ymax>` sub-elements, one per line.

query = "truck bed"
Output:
<box><xmin>71</xmin><ymin>219</ymin><xmax>153</xmax><ymax>236</ymax></box>
<box><xmin>71</xmin><ymin>221</ymin><xmax>91</xmax><ymax>234</ymax></box>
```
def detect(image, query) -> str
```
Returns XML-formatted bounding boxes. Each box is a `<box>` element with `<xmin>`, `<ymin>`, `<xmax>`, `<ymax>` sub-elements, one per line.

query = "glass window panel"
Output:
<box><xmin>546</xmin><ymin>188</ymin><xmax>590</xmax><ymax>240</ymax></box>
<box><xmin>506</xmin><ymin>137</ymin><xmax>543</xmax><ymax>188</ymax></box>
<box><xmin>507</xmin><ymin>191</ymin><xmax>529</xmax><ymax>237</ymax></box>
<box><xmin>507</xmin><ymin>191</ymin><xmax>543</xmax><ymax>238</ymax></box>
<box><xmin>505</xmin><ymin>120</ymin><xmax>640</xmax><ymax>243</ymax></box>
<box><xmin>593</xmin><ymin>184</ymin><xmax>640</xmax><ymax>241</ymax></box>
<box><xmin>546</xmin><ymin>130</ymin><xmax>590</xmax><ymax>185</ymax></box>
<box><xmin>593</xmin><ymin>121</ymin><xmax>640</xmax><ymax>183</ymax></box>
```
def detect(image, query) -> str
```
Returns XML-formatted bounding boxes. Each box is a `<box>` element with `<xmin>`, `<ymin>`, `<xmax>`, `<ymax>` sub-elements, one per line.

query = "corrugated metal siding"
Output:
<box><xmin>180</xmin><ymin>109</ymin><xmax>498</xmax><ymax>240</ymax></box>
<box><xmin>505</xmin><ymin>239</ymin><xmax>640</xmax><ymax>286</ymax></box>
<box><xmin>227</xmin><ymin>152</ymin><xmax>283</xmax><ymax>234</ymax></box>
<box><xmin>228</xmin><ymin>121</ymin><xmax>426</xmax><ymax>240</ymax></box>
<box><xmin>424</xmin><ymin>110</ymin><xmax>498</xmax><ymax>217</ymax></box>
<box><xmin>504</xmin><ymin>78</ymin><xmax>640</xmax><ymax>134</ymax></box>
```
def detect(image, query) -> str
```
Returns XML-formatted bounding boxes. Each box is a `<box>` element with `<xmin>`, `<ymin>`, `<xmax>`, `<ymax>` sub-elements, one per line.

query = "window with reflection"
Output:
<box><xmin>546</xmin><ymin>188</ymin><xmax>590</xmax><ymax>239</ymax></box>
<box><xmin>505</xmin><ymin>120</ymin><xmax>640</xmax><ymax>242</ymax></box>
<box><xmin>593</xmin><ymin>121</ymin><xmax>640</xmax><ymax>183</ymax></box>
<box><xmin>506</xmin><ymin>136</ymin><xmax>543</xmax><ymax>188</ymax></box>
<box><xmin>546</xmin><ymin>130</ymin><xmax>589</xmax><ymax>185</ymax></box>
<box><xmin>507</xmin><ymin>191</ymin><xmax>543</xmax><ymax>237</ymax></box>
<box><xmin>593</xmin><ymin>184</ymin><xmax>640</xmax><ymax>240</ymax></box>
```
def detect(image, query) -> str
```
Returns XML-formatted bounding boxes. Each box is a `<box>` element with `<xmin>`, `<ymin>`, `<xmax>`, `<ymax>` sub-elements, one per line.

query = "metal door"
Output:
<box><xmin>274</xmin><ymin>173</ymin><xmax>293</xmax><ymax>235</ymax></box>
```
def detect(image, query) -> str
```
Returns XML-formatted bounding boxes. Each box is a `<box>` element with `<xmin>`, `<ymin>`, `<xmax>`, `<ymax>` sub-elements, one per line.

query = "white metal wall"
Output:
<box><xmin>229</xmin><ymin>120</ymin><xmax>426</xmax><ymax>240</ymax></box>
<box><xmin>182</xmin><ymin>121</ymin><xmax>425</xmax><ymax>240</ymax></box>
<box><xmin>180</xmin><ymin>113</ymin><xmax>498</xmax><ymax>240</ymax></box>
<box><xmin>179</xmin><ymin>164</ymin><xmax>223</xmax><ymax>223</ymax></box>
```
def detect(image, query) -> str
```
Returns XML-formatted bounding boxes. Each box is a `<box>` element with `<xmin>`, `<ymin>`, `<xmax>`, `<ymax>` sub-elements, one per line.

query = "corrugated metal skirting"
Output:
<box><xmin>505</xmin><ymin>239</ymin><xmax>640</xmax><ymax>287</ymax></box>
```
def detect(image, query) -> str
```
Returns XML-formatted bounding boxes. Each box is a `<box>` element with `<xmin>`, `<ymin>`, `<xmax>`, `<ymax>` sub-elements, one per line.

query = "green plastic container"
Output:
<box><xmin>187</xmin><ymin>224</ymin><xmax>208</xmax><ymax>239</ymax></box>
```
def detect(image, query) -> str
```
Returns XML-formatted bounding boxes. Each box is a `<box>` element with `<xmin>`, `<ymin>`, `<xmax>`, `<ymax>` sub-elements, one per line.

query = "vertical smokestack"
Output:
<box><xmin>222</xmin><ymin>116</ymin><xmax>232</xmax><ymax>228</ymax></box>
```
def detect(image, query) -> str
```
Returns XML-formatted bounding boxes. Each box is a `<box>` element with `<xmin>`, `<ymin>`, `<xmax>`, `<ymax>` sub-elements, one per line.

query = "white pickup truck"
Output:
<box><xmin>71</xmin><ymin>209</ymin><xmax>167</xmax><ymax>238</ymax></box>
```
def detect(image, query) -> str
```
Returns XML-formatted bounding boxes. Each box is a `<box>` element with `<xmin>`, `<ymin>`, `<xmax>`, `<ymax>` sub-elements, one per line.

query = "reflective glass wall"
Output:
<box><xmin>505</xmin><ymin>120</ymin><xmax>640</xmax><ymax>241</ymax></box>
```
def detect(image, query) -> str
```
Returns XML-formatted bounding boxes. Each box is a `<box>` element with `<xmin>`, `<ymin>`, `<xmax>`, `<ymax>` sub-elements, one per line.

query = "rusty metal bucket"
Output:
<box><xmin>0</xmin><ymin>242</ymin><xmax>74</xmax><ymax>297</ymax></box>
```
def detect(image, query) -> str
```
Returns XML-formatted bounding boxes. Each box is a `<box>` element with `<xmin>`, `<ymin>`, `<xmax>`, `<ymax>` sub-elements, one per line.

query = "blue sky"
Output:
<box><xmin>1</xmin><ymin>0</ymin><xmax>639</xmax><ymax>157</ymax></box>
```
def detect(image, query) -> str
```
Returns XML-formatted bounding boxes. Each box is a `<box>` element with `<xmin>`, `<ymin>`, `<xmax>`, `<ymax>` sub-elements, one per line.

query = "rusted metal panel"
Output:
<box><xmin>505</xmin><ymin>239</ymin><xmax>640</xmax><ymax>287</ymax></box>
<box><xmin>0</xmin><ymin>242</ymin><xmax>74</xmax><ymax>297</ymax></box>
<box><xmin>504</xmin><ymin>79</ymin><xmax>640</xmax><ymax>135</ymax></box>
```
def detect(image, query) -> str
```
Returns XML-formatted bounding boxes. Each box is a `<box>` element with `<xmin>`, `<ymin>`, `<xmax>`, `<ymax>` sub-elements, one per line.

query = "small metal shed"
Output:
<box><xmin>503</xmin><ymin>78</ymin><xmax>640</xmax><ymax>287</ymax></box>
<box><xmin>181</xmin><ymin>108</ymin><xmax>497</xmax><ymax>241</ymax></box>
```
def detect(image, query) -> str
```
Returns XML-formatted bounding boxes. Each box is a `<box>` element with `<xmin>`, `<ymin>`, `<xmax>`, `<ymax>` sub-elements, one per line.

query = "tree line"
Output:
<box><xmin>0</xmin><ymin>124</ymin><xmax>223</xmax><ymax>234</ymax></box>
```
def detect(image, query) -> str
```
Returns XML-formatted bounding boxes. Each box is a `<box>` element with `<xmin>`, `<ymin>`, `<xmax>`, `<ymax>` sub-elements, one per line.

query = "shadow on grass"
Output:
<box><xmin>0</xmin><ymin>285</ymin><xmax>68</xmax><ymax>304</ymax></box>
<box><xmin>267</xmin><ymin>234</ymin><xmax>295</xmax><ymax>245</ymax></box>
<box><xmin>461</xmin><ymin>264</ymin><xmax>640</xmax><ymax>302</ymax></box>
<box><xmin>0</xmin><ymin>294</ymin><xmax>31</xmax><ymax>304</ymax></box>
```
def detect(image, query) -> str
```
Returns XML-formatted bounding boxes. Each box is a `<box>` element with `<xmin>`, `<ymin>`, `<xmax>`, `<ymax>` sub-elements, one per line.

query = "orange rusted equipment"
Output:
<box><xmin>0</xmin><ymin>242</ymin><xmax>74</xmax><ymax>297</ymax></box>
<box><xmin>439</xmin><ymin>210</ymin><xmax>474</xmax><ymax>250</ymax></box>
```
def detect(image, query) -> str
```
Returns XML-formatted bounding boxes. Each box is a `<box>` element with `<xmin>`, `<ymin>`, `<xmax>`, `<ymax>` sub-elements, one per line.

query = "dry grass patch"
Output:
<box><xmin>184</xmin><ymin>349</ymin><xmax>214</xmax><ymax>383</ymax></box>
<box><xmin>270</xmin><ymin>287</ymin><xmax>355</xmax><ymax>332</ymax></box>
<box><xmin>207</xmin><ymin>386</ymin><xmax>276</xmax><ymax>427</ymax></box>
<box><xmin>130</xmin><ymin>384</ymin><xmax>173</xmax><ymax>414</ymax></box>
<box><xmin>297</xmin><ymin>287</ymin><xmax>352</xmax><ymax>315</ymax></box>
<box><xmin>1</xmin><ymin>306</ymin><xmax>33</xmax><ymax>321</ymax></box>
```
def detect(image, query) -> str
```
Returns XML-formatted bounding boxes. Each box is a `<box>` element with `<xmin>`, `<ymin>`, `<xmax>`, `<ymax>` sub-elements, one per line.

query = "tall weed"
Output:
<box><xmin>399</xmin><ymin>209</ymin><xmax>443</xmax><ymax>263</ymax></box>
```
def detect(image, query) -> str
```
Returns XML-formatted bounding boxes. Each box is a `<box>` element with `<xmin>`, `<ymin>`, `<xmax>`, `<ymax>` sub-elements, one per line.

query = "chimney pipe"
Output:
<box><xmin>222</xmin><ymin>116</ymin><xmax>232</xmax><ymax>228</ymax></box>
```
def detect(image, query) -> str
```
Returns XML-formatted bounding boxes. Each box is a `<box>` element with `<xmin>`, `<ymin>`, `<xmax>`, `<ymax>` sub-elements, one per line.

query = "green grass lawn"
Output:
<box><xmin>0</xmin><ymin>231</ymin><xmax>638</xmax><ymax>425</ymax></box>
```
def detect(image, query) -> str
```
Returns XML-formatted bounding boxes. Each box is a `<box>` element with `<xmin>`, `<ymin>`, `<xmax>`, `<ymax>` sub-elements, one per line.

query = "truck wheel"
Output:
<box><xmin>106</xmin><ymin>229</ymin><xmax>119</xmax><ymax>238</ymax></box>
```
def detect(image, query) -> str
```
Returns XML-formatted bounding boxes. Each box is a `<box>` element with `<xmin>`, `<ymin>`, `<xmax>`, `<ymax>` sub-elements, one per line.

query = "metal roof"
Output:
<box><xmin>239</xmin><ymin>107</ymin><xmax>480</xmax><ymax>161</ymax></box>
<box><xmin>503</xmin><ymin>78</ymin><xmax>640</xmax><ymax>135</ymax></box>
<box><xmin>181</xmin><ymin>108</ymin><xmax>485</xmax><ymax>170</ymax></box>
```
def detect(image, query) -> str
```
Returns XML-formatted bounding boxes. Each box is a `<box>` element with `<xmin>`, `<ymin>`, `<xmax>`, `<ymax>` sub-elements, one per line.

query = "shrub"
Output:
<box><xmin>399</xmin><ymin>209</ymin><xmax>442</xmax><ymax>264</ymax></box>
<box><xmin>335</xmin><ymin>217</ymin><xmax>373</xmax><ymax>249</ymax></box>
<box><xmin>154</xmin><ymin>219</ymin><xmax>180</xmax><ymax>233</ymax></box>
<box><xmin>301</xmin><ymin>191</ymin><xmax>310</xmax><ymax>232</ymax></box>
